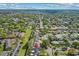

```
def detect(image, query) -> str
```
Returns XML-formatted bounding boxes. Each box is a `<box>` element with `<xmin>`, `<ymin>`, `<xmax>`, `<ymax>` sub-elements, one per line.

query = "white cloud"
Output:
<box><xmin>0</xmin><ymin>4</ymin><xmax>7</xmax><ymax>6</ymax></box>
<box><xmin>75</xmin><ymin>4</ymin><xmax>79</xmax><ymax>7</ymax></box>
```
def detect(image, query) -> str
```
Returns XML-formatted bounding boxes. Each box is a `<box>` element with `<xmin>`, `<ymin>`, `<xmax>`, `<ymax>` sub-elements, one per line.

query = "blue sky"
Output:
<box><xmin>0</xmin><ymin>3</ymin><xmax>79</xmax><ymax>9</ymax></box>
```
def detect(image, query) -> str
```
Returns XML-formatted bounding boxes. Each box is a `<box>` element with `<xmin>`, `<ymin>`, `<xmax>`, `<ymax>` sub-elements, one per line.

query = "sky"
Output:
<box><xmin>0</xmin><ymin>3</ymin><xmax>79</xmax><ymax>9</ymax></box>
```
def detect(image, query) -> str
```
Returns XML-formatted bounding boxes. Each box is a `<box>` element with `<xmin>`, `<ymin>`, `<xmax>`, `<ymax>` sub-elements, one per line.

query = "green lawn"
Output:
<box><xmin>18</xmin><ymin>26</ymin><xmax>32</xmax><ymax>56</ymax></box>
<box><xmin>26</xmin><ymin>36</ymin><xmax>35</xmax><ymax>55</ymax></box>
<box><xmin>0</xmin><ymin>42</ymin><xmax>4</xmax><ymax>55</ymax></box>
<box><xmin>40</xmin><ymin>48</ymin><xmax>48</xmax><ymax>56</ymax></box>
